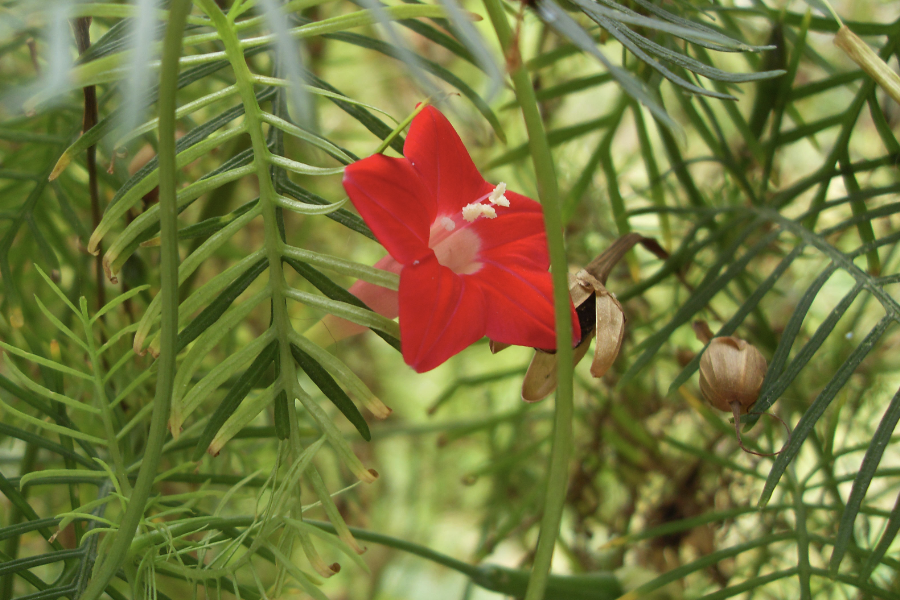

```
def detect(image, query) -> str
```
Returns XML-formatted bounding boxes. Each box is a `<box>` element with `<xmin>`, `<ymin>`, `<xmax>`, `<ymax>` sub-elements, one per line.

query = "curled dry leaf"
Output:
<box><xmin>834</xmin><ymin>25</ymin><xmax>900</xmax><ymax>108</ymax></box>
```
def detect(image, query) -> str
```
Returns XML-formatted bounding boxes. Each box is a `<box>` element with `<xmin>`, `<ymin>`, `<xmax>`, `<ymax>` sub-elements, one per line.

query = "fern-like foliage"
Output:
<box><xmin>0</xmin><ymin>269</ymin><xmax>144</xmax><ymax>599</ymax></box>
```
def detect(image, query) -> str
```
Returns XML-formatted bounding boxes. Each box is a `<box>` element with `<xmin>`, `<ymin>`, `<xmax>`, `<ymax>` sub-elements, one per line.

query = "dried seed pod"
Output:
<box><xmin>698</xmin><ymin>335</ymin><xmax>790</xmax><ymax>457</ymax></box>
<box><xmin>521</xmin><ymin>271</ymin><xmax>626</xmax><ymax>402</ymax></box>
<box><xmin>699</xmin><ymin>336</ymin><xmax>767</xmax><ymax>414</ymax></box>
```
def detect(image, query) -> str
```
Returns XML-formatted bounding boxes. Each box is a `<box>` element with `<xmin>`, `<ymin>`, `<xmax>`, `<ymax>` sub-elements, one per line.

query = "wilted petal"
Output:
<box><xmin>404</xmin><ymin>106</ymin><xmax>488</xmax><ymax>216</ymax></box>
<box><xmin>344</xmin><ymin>155</ymin><xmax>434</xmax><ymax>264</ymax></box>
<box><xmin>399</xmin><ymin>254</ymin><xmax>486</xmax><ymax>372</ymax></box>
<box><xmin>475</xmin><ymin>262</ymin><xmax>580</xmax><ymax>350</ymax></box>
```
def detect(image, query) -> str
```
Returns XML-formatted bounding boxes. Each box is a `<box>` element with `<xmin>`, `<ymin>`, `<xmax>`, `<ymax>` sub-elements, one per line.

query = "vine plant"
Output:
<box><xmin>2</xmin><ymin>0</ymin><xmax>900</xmax><ymax>599</ymax></box>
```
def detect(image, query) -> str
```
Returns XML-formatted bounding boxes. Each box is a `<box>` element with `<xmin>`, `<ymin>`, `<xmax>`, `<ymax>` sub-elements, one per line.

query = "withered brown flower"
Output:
<box><xmin>516</xmin><ymin>234</ymin><xmax>667</xmax><ymax>402</ymax></box>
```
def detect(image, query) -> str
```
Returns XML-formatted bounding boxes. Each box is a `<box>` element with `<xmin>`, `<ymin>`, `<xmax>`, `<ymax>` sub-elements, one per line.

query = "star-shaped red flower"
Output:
<box><xmin>343</xmin><ymin>106</ymin><xmax>580</xmax><ymax>373</ymax></box>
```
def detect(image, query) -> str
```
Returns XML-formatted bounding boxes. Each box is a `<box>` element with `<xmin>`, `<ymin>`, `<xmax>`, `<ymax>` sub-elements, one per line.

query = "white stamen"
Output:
<box><xmin>489</xmin><ymin>182</ymin><xmax>510</xmax><ymax>207</ymax></box>
<box><xmin>440</xmin><ymin>216</ymin><xmax>456</xmax><ymax>231</ymax></box>
<box><xmin>462</xmin><ymin>203</ymin><xmax>497</xmax><ymax>222</ymax></box>
<box><xmin>462</xmin><ymin>203</ymin><xmax>481</xmax><ymax>222</ymax></box>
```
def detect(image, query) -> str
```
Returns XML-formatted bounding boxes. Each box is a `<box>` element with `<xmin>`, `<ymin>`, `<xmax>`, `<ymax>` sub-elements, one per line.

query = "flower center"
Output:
<box><xmin>429</xmin><ymin>217</ymin><xmax>481</xmax><ymax>275</ymax></box>
<box><xmin>426</xmin><ymin>184</ymin><xmax>509</xmax><ymax>275</ymax></box>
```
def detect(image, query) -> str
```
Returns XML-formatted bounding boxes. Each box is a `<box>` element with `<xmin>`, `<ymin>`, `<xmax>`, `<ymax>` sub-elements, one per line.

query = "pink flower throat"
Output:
<box><xmin>427</xmin><ymin>184</ymin><xmax>509</xmax><ymax>276</ymax></box>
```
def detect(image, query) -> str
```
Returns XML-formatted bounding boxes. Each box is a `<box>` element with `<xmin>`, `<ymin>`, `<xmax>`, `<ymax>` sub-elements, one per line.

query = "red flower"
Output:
<box><xmin>342</xmin><ymin>106</ymin><xmax>580</xmax><ymax>373</ymax></box>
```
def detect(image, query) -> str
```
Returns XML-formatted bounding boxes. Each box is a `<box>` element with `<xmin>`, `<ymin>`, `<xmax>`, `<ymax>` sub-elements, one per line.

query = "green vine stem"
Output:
<box><xmin>482</xmin><ymin>1</ymin><xmax>575</xmax><ymax>599</ymax></box>
<box><xmin>78</xmin><ymin>1</ymin><xmax>192</xmax><ymax>598</ymax></box>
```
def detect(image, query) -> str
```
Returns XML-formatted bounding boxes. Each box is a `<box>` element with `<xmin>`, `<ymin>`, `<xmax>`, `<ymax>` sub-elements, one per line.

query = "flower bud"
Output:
<box><xmin>699</xmin><ymin>336</ymin><xmax>767</xmax><ymax>414</ymax></box>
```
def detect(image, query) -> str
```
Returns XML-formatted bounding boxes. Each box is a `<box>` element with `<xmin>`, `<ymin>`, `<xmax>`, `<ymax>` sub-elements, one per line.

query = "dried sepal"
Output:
<box><xmin>490</xmin><ymin>339</ymin><xmax>511</xmax><ymax>354</ymax></box>
<box><xmin>522</xmin><ymin>337</ymin><xmax>593</xmax><ymax>403</ymax></box>
<box><xmin>590</xmin><ymin>287</ymin><xmax>625</xmax><ymax>378</ymax></box>
<box><xmin>580</xmin><ymin>232</ymin><xmax>668</xmax><ymax>285</ymax></box>
<box><xmin>692</xmin><ymin>320</ymin><xmax>714</xmax><ymax>345</ymax></box>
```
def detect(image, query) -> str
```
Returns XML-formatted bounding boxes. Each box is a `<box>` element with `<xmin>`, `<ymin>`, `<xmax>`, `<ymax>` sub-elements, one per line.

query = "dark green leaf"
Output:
<box><xmin>751</xmin><ymin>280</ymin><xmax>862</xmax><ymax>418</ymax></box>
<box><xmin>314</xmin><ymin>28</ymin><xmax>506</xmax><ymax>143</ymax></box>
<box><xmin>283</xmin><ymin>256</ymin><xmax>401</xmax><ymax>352</ymax></box>
<box><xmin>177</xmin><ymin>257</ymin><xmax>269</xmax><ymax>352</ymax></box>
<box><xmin>276</xmin><ymin>178</ymin><xmax>375</xmax><ymax>241</ymax></box>
<box><xmin>830</xmin><ymin>387</ymin><xmax>900</xmax><ymax>572</ymax></box>
<box><xmin>106</xmin><ymin>89</ymin><xmax>275</xmax><ymax>214</ymax></box>
<box><xmin>537</xmin><ymin>0</ymin><xmax>678</xmax><ymax>132</ymax></box>
<box><xmin>759</xmin><ymin>317</ymin><xmax>893</xmax><ymax>507</ymax></box>
<box><xmin>291</xmin><ymin>343</ymin><xmax>370</xmax><ymax>441</ymax></box>
<box><xmin>0</xmin><ymin>473</ymin><xmax>62</xmax><ymax>550</ymax></box>
<box><xmin>191</xmin><ymin>341</ymin><xmax>279</xmax><ymax>461</ymax></box>
<box><xmin>273</xmin><ymin>391</ymin><xmax>291</xmax><ymax>441</ymax></box>
<box><xmin>0</xmin><ymin>423</ymin><xmax>95</xmax><ymax>470</ymax></box>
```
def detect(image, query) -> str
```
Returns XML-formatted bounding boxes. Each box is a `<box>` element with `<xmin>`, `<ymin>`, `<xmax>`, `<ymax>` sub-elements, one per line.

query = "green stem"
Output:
<box><xmin>78</xmin><ymin>1</ymin><xmax>192</xmax><ymax>599</ymax></box>
<box><xmin>483</xmin><ymin>2</ymin><xmax>574</xmax><ymax>599</ymax></box>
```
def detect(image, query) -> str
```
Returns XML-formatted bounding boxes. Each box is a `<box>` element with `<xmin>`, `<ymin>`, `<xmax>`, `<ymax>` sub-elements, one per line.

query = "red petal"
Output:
<box><xmin>466</xmin><ymin>191</ymin><xmax>550</xmax><ymax>271</ymax></box>
<box><xmin>399</xmin><ymin>254</ymin><xmax>486</xmax><ymax>372</ymax></box>
<box><xmin>343</xmin><ymin>155</ymin><xmax>434</xmax><ymax>264</ymax></box>
<box><xmin>474</xmin><ymin>263</ymin><xmax>581</xmax><ymax>350</ymax></box>
<box><xmin>404</xmin><ymin>106</ymin><xmax>489</xmax><ymax>216</ymax></box>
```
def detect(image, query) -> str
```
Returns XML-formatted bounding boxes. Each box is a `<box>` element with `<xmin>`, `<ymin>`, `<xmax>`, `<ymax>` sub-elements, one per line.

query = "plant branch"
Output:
<box><xmin>77</xmin><ymin>1</ymin><xmax>192</xmax><ymax>598</ymax></box>
<box><xmin>483</xmin><ymin>2</ymin><xmax>575</xmax><ymax>599</ymax></box>
<box><xmin>72</xmin><ymin>16</ymin><xmax>106</xmax><ymax>314</ymax></box>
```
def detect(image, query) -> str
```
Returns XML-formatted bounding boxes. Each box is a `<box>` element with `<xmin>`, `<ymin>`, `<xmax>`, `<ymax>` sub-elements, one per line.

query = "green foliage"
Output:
<box><xmin>1</xmin><ymin>0</ymin><xmax>899</xmax><ymax>598</ymax></box>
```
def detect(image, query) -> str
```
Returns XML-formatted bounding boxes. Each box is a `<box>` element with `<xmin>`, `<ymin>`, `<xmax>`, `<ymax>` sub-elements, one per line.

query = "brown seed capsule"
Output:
<box><xmin>699</xmin><ymin>336</ymin><xmax>767</xmax><ymax>414</ymax></box>
<box><xmin>695</xmin><ymin>328</ymin><xmax>788</xmax><ymax>456</ymax></box>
